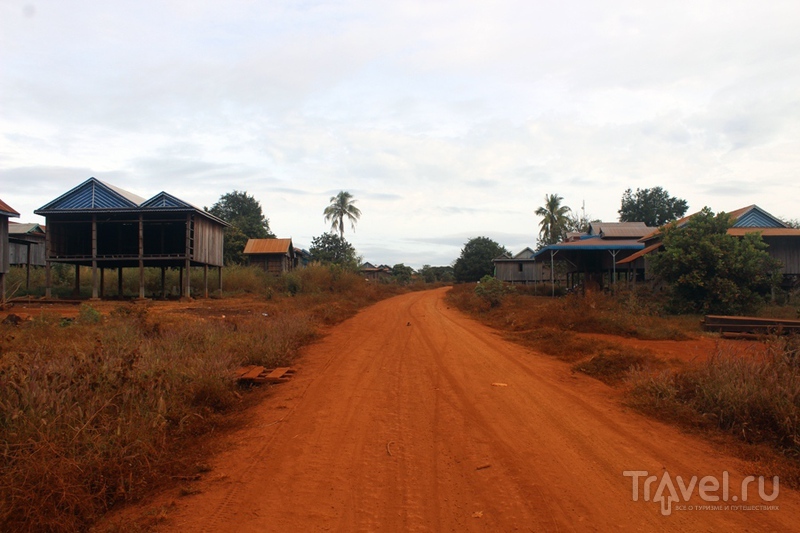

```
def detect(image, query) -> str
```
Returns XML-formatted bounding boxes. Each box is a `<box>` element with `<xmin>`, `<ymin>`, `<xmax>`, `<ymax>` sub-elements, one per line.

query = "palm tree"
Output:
<box><xmin>324</xmin><ymin>191</ymin><xmax>362</xmax><ymax>239</ymax></box>
<box><xmin>535</xmin><ymin>193</ymin><xmax>571</xmax><ymax>246</ymax></box>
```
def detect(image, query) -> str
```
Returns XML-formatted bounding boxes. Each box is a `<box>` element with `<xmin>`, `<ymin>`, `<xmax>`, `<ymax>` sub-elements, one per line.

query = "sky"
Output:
<box><xmin>2</xmin><ymin>0</ymin><xmax>799</xmax><ymax>269</ymax></box>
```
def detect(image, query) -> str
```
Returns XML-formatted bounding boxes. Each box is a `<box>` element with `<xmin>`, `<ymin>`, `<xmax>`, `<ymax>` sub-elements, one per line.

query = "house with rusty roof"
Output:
<box><xmin>1</xmin><ymin>198</ymin><xmax>20</xmax><ymax>303</ymax></box>
<box><xmin>35</xmin><ymin>177</ymin><xmax>228</xmax><ymax>299</ymax></box>
<box><xmin>243</xmin><ymin>238</ymin><xmax>296</xmax><ymax>273</ymax></box>
<box><xmin>359</xmin><ymin>262</ymin><xmax>391</xmax><ymax>281</ymax></box>
<box><xmin>617</xmin><ymin>205</ymin><xmax>800</xmax><ymax>290</ymax></box>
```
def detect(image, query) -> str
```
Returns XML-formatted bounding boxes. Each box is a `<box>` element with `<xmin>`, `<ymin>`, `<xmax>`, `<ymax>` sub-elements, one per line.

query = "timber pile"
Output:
<box><xmin>703</xmin><ymin>315</ymin><xmax>800</xmax><ymax>336</ymax></box>
<box><xmin>236</xmin><ymin>366</ymin><xmax>296</xmax><ymax>384</ymax></box>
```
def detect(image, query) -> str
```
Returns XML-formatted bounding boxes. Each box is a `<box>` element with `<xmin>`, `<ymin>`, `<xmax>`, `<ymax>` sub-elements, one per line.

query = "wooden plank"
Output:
<box><xmin>265</xmin><ymin>367</ymin><xmax>292</xmax><ymax>379</ymax></box>
<box><xmin>237</xmin><ymin>366</ymin><xmax>267</xmax><ymax>380</ymax></box>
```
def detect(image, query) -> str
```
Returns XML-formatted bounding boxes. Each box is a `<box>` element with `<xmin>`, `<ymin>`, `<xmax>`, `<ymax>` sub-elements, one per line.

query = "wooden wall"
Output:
<box><xmin>9</xmin><ymin>238</ymin><xmax>47</xmax><ymax>266</ymax></box>
<box><xmin>0</xmin><ymin>218</ymin><xmax>8</xmax><ymax>274</ymax></box>
<box><xmin>766</xmin><ymin>237</ymin><xmax>800</xmax><ymax>275</ymax></box>
<box><xmin>192</xmin><ymin>215</ymin><xmax>225</xmax><ymax>267</ymax></box>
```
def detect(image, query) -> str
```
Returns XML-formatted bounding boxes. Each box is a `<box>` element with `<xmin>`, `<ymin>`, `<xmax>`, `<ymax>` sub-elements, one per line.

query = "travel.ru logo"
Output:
<box><xmin>623</xmin><ymin>470</ymin><xmax>779</xmax><ymax>516</ymax></box>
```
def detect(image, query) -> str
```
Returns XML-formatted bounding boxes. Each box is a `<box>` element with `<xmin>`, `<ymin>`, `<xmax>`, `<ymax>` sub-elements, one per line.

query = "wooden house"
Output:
<box><xmin>360</xmin><ymin>262</ymin><xmax>391</xmax><ymax>281</ymax></box>
<box><xmin>35</xmin><ymin>177</ymin><xmax>228</xmax><ymax>299</ymax></box>
<box><xmin>528</xmin><ymin>222</ymin><xmax>654</xmax><ymax>290</ymax></box>
<box><xmin>243</xmin><ymin>238</ymin><xmax>295</xmax><ymax>273</ymax></box>
<box><xmin>0</xmin><ymin>199</ymin><xmax>20</xmax><ymax>304</ymax></box>
<box><xmin>493</xmin><ymin>247</ymin><xmax>556</xmax><ymax>284</ymax></box>
<box><xmin>8</xmin><ymin>222</ymin><xmax>47</xmax><ymax>290</ymax></box>
<box><xmin>618</xmin><ymin>205</ymin><xmax>800</xmax><ymax>290</ymax></box>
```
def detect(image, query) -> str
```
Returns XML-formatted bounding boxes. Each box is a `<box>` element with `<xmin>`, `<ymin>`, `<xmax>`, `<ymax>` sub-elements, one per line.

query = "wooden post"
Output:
<box><xmin>118</xmin><ymin>268</ymin><xmax>123</xmax><ymax>297</ymax></box>
<box><xmin>203</xmin><ymin>264</ymin><xmax>208</xmax><ymax>298</ymax></box>
<box><xmin>91</xmin><ymin>214</ymin><xmax>99</xmax><ymax>299</ymax></box>
<box><xmin>184</xmin><ymin>213</ymin><xmax>192</xmax><ymax>298</ymax></box>
<box><xmin>179</xmin><ymin>268</ymin><xmax>183</xmax><ymax>297</ymax></box>
<box><xmin>45</xmin><ymin>225</ymin><xmax>52</xmax><ymax>298</ymax></box>
<box><xmin>138</xmin><ymin>214</ymin><xmax>145</xmax><ymax>299</ymax></box>
<box><xmin>218</xmin><ymin>266</ymin><xmax>222</xmax><ymax>295</ymax></box>
<box><xmin>161</xmin><ymin>267</ymin><xmax>166</xmax><ymax>299</ymax></box>
<box><xmin>99</xmin><ymin>267</ymin><xmax>105</xmax><ymax>298</ymax></box>
<box><xmin>74</xmin><ymin>264</ymin><xmax>81</xmax><ymax>297</ymax></box>
<box><xmin>25</xmin><ymin>242</ymin><xmax>31</xmax><ymax>290</ymax></box>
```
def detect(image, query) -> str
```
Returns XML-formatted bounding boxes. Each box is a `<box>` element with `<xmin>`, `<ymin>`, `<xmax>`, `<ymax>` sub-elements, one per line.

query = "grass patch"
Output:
<box><xmin>572</xmin><ymin>348</ymin><xmax>662</xmax><ymax>385</ymax></box>
<box><xmin>0</xmin><ymin>264</ymin><xmax>409</xmax><ymax>532</ymax></box>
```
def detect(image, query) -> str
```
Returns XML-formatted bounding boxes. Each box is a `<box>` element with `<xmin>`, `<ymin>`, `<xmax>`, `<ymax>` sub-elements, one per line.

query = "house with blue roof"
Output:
<box><xmin>35</xmin><ymin>177</ymin><xmax>228</xmax><ymax>299</ymax></box>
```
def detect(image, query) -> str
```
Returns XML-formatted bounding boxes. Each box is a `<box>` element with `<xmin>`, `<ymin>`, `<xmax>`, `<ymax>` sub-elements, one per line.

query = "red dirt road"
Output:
<box><xmin>151</xmin><ymin>288</ymin><xmax>799</xmax><ymax>531</ymax></box>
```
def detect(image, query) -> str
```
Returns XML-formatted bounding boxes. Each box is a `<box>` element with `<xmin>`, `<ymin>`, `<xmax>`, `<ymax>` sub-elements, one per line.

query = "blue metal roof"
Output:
<box><xmin>140</xmin><ymin>192</ymin><xmax>191</xmax><ymax>209</ymax></box>
<box><xmin>36</xmin><ymin>178</ymin><xmax>142</xmax><ymax>211</ymax></box>
<box><xmin>732</xmin><ymin>207</ymin><xmax>786</xmax><ymax>228</ymax></box>
<box><xmin>532</xmin><ymin>239</ymin><xmax>644</xmax><ymax>258</ymax></box>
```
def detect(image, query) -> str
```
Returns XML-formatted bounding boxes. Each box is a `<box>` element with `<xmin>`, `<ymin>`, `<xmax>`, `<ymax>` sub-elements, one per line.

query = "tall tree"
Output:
<box><xmin>206</xmin><ymin>191</ymin><xmax>274</xmax><ymax>265</ymax></box>
<box><xmin>323</xmin><ymin>191</ymin><xmax>362</xmax><ymax>239</ymax></box>
<box><xmin>618</xmin><ymin>187</ymin><xmax>688</xmax><ymax>227</ymax></box>
<box><xmin>651</xmin><ymin>207</ymin><xmax>782</xmax><ymax>315</ymax></box>
<box><xmin>453</xmin><ymin>237</ymin><xmax>507</xmax><ymax>282</ymax></box>
<box><xmin>309</xmin><ymin>233</ymin><xmax>359</xmax><ymax>269</ymax></box>
<box><xmin>535</xmin><ymin>194</ymin><xmax>571</xmax><ymax>247</ymax></box>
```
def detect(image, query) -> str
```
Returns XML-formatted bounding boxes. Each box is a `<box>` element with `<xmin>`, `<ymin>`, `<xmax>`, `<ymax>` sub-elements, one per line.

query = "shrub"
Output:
<box><xmin>474</xmin><ymin>275</ymin><xmax>513</xmax><ymax>307</ymax></box>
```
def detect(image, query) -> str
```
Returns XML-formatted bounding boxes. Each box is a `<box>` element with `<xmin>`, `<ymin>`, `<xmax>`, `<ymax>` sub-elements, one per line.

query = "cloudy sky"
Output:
<box><xmin>2</xmin><ymin>1</ymin><xmax>799</xmax><ymax>268</ymax></box>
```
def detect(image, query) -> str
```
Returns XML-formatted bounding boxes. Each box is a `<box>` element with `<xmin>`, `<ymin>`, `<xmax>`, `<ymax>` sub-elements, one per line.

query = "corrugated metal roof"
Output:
<box><xmin>140</xmin><ymin>192</ymin><xmax>189</xmax><ymax>209</ymax></box>
<box><xmin>37</xmin><ymin>177</ymin><xmax>143</xmax><ymax>211</ymax></box>
<box><xmin>243</xmin><ymin>238</ymin><xmax>293</xmax><ymax>255</ymax></box>
<box><xmin>0</xmin><ymin>198</ymin><xmax>20</xmax><ymax>217</ymax></box>
<box><xmin>589</xmin><ymin>222</ymin><xmax>651</xmax><ymax>238</ymax></box>
<box><xmin>727</xmin><ymin>228</ymin><xmax>800</xmax><ymax>237</ymax></box>
<box><xmin>616</xmin><ymin>242</ymin><xmax>663</xmax><ymax>264</ymax></box>
<box><xmin>533</xmin><ymin>238</ymin><xmax>643</xmax><ymax>258</ymax></box>
<box><xmin>8</xmin><ymin>222</ymin><xmax>45</xmax><ymax>235</ymax></box>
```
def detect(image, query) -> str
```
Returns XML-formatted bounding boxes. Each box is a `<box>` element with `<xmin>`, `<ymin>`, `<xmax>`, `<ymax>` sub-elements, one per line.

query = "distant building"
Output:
<box><xmin>360</xmin><ymin>262</ymin><xmax>391</xmax><ymax>281</ymax></box>
<box><xmin>0</xmin><ymin>198</ymin><xmax>20</xmax><ymax>303</ymax></box>
<box><xmin>243</xmin><ymin>238</ymin><xmax>296</xmax><ymax>273</ymax></box>
<box><xmin>8</xmin><ymin>222</ymin><xmax>46</xmax><ymax>290</ymax></box>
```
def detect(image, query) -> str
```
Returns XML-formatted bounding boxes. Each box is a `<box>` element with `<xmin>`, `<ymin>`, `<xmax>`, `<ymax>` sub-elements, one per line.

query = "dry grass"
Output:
<box><xmin>0</xmin><ymin>264</ymin><xmax>407</xmax><ymax>532</ymax></box>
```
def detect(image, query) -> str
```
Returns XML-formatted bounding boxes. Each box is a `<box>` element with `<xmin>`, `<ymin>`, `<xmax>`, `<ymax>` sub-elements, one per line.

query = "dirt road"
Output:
<box><xmin>152</xmin><ymin>288</ymin><xmax>799</xmax><ymax>531</ymax></box>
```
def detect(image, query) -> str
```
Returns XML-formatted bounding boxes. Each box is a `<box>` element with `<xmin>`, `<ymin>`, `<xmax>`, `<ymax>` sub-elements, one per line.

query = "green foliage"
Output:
<box><xmin>618</xmin><ymin>187</ymin><xmax>688</xmax><ymax>227</ymax></box>
<box><xmin>77</xmin><ymin>304</ymin><xmax>102</xmax><ymax>324</ymax></box>
<box><xmin>391</xmin><ymin>263</ymin><xmax>415</xmax><ymax>284</ymax></box>
<box><xmin>309</xmin><ymin>233</ymin><xmax>359</xmax><ymax>269</ymax></box>
<box><xmin>474</xmin><ymin>275</ymin><xmax>513</xmax><ymax>307</ymax></box>
<box><xmin>453</xmin><ymin>237</ymin><xmax>507</xmax><ymax>282</ymax></box>
<box><xmin>323</xmin><ymin>191</ymin><xmax>361</xmax><ymax>239</ymax></box>
<box><xmin>651</xmin><ymin>207</ymin><xmax>782</xmax><ymax>314</ymax></box>
<box><xmin>535</xmin><ymin>193</ymin><xmax>571</xmax><ymax>247</ymax></box>
<box><xmin>418</xmin><ymin>264</ymin><xmax>454</xmax><ymax>283</ymax></box>
<box><xmin>207</xmin><ymin>191</ymin><xmax>274</xmax><ymax>265</ymax></box>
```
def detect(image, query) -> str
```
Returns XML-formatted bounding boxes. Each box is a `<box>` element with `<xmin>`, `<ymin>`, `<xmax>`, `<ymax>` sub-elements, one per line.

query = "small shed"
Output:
<box><xmin>35</xmin><ymin>177</ymin><xmax>228</xmax><ymax>299</ymax></box>
<box><xmin>8</xmin><ymin>222</ymin><xmax>47</xmax><ymax>290</ymax></box>
<box><xmin>0</xmin><ymin>198</ymin><xmax>21</xmax><ymax>303</ymax></box>
<box><xmin>360</xmin><ymin>262</ymin><xmax>391</xmax><ymax>281</ymax></box>
<box><xmin>244</xmin><ymin>238</ymin><xmax>295</xmax><ymax>273</ymax></box>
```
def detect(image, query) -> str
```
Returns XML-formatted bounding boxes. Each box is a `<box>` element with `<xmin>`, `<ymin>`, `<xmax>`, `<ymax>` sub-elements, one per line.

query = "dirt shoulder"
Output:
<box><xmin>102</xmin><ymin>288</ymin><xmax>799</xmax><ymax>531</ymax></box>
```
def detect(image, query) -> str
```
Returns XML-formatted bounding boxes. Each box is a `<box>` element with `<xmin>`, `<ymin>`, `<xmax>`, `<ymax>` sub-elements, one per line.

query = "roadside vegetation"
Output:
<box><xmin>0</xmin><ymin>264</ymin><xmax>412</xmax><ymax>532</ymax></box>
<box><xmin>448</xmin><ymin>280</ymin><xmax>800</xmax><ymax>484</ymax></box>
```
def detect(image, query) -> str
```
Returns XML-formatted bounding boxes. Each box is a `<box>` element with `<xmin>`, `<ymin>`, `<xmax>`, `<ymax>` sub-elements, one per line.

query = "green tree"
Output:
<box><xmin>651</xmin><ymin>207</ymin><xmax>782</xmax><ymax>315</ymax></box>
<box><xmin>309</xmin><ymin>233</ymin><xmax>359</xmax><ymax>269</ymax></box>
<box><xmin>535</xmin><ymin>194</ymin><xmax>571</xmax><ymax>247</ymax></box>
<box><xmin>453</xmin><ymin>237</ymin><xmax>507</xmax><ymax>283</ymax></box>
<box><xmin>391</xmin><ymin>263</ymin><xmax>415</xmax><ymax>284</ymax></box>
<box><xmin>419</xmin><ymin>265</ymin><xmax>454</xmax><ymax>283</ymax></box>
<box><xmin>323</xmin><ymin>191</ymin><xmax>362</xmax><ymax>239</ymax></box>
<box><xmin>618</xmin><ymin>187</ymin><xmax>688</xmax><ymax>227</ymax></box>
<box><xmin>207</xmin><ymin>191</ymin><xmax>274</xmax><ymax>265</ymax></box>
